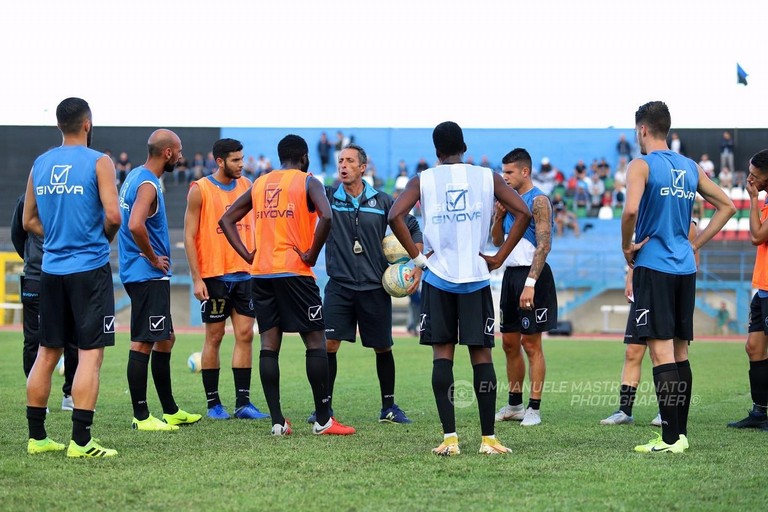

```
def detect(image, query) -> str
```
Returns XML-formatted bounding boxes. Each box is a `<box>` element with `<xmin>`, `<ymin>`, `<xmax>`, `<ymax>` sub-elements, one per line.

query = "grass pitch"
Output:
<box><xmin>0</xmin><ymin>331</ymin><xmax>762</xmax><ymax>511</ymax></box>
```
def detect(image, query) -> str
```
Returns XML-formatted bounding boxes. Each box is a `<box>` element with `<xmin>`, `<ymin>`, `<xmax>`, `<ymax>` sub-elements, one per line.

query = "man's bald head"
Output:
<box><xmin>147</xmin><ymin>129</ymin><xmax>181</xmax><ymax>157</ymax></box>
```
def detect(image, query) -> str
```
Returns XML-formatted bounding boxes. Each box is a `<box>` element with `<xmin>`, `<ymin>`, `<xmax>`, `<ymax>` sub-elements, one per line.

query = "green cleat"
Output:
<box><xmin>67</xmin><ymin>438</ymin><xmax>118</xmax><ymax>458</ymax></box>
<box><xmin>27</xmin><ymin>437</ymin><xmax>65</xmax><ymax>454</ymax></box>
<box><xmin>634</xmin><ymin>432</ymin><xmax>686</xmax><ymax>453</ymax></box>
<box><xmin>132</xmin><ymin>414</ymin><xmax>180</xmax><ymax>431</ymax></box>
<box><xmin>163</xmin><ymin>409</ymin><xmax>202</xmax><ymax>426</ymax></box>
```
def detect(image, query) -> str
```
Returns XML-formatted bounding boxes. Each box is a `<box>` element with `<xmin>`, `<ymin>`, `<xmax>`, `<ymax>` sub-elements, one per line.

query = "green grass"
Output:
<box><xmin>0</xmin><ymin>331</ymin><xmax>761</xmax><ymax>511</ymax></box>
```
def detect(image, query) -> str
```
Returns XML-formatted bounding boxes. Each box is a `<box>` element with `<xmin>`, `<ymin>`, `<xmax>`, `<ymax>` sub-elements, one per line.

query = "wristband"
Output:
<box><xmin>524</xmin><ymin>277</ymin><xmax>536</xmax><ymax>288</ymax></box>
<box><xmin>413</xmin><ymin>252</ymin><xmax>428</xmax><ymax>269</ymax></box>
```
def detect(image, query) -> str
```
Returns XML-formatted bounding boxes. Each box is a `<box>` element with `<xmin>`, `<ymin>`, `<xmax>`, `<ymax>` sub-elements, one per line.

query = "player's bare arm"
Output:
<box><xmin>745</xmin><ymin>175</ymin><xmax>768</xmax><ymax>245</ymax></box>
<box><xmin>621</xmin><ymin>158</ymin><xmax>650</xmax><ymax>266</ymax></box>
<box><xmin>219</xmin><ymin>186</ymin><xmax>255</xmax><ymax>264</ymax></box>
<box><xmin>96</xmin><ymin>154</ymin><xmax>121</xmax><ymax>242</ymax></box>
<box><xmin>528</xmin><ymin>195</ymin><xmax>553</xmax><ymax>281</ymax></box>
<box><xmin>183</xmin><ymin>183</ymin><xmax>208</xmax><ymax>300</ymax></box>
<box><xmin>693</xmin><ymin>165</ymin><xmax>736</xmax><ymax>249</ymax></box>
<box><xmin>482</xmin><ymin>173</ymin><xmax>530</xmax><ymax>271</ymax></box>
<box><xmin>129</xmin><ymin>182</ymin><xmax>168</xmax><ymax>273</ymax></box>
<box><xmin>22</xmin><ymin>170</ymin><xmax>43</xmax><ymax>237</ymax></box>
<box><xmin>490</xmin><ymin>201</ymin><xmax>506</xmax><ymax>247</ymax></box>
<box><xmin>293</xmin><ymin>177</ymin><xmax>332</xmax><ymax>267</ymax></box>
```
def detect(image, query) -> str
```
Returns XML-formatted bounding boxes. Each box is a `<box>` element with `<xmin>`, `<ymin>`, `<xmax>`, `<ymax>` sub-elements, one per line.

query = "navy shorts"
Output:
<box><xmin>323</xmin><ymin>279</ymin><xmax>393</xmax><ymax>348</ymax></box>
<box><xmin>632</xmin><ymin>266</ymin><xmax>695</xmax><ymax>341</ymax></box>
<box><xmin>200</xmin><ymin>278</ymin><xmax>255</xmax><ymax>323</ymax></box>
<box><xmin>124</xmin><ymin>279</ymin><xmax>174</xmax><ymax>343</ymax></box>
<box><xmin>499</xmin><ymin>264</ymin><xmax>558</xmax><ymax>334</ymax></box>
<box><xmin>419</xmin><ymin>281</ymin><xmax>495</xmax><ymax>347</ymax></box>
<box><xmin>251</xmin><ymin>276</ymin><xmax>324</xmax><ymax>333</ymax></box>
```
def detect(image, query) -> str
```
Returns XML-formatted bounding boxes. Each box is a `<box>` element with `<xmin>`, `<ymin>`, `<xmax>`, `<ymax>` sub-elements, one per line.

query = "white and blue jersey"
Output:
<box><xmin>31</xmin><ymin>145</ymin><xmax>110</xmax><ymax>275</ymax></box>
<box><xmin>634</xmin><ymin>150</ymin><xmax>697</xmax><ymax>275</ymax></box>
<box><xmin>118</xmin><ymin>166</ymin><xmax>172</xmax><ymax>283</ymax></box>
<box><xmin>502</xmin><ymin>186</ymin><xmax>552</xmax><ymax>268</ymax></box>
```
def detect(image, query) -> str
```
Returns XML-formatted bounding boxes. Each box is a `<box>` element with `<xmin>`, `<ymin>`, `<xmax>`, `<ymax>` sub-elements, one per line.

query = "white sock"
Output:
<box><xmin>444</xmin><ymin>432</ymin><xmax>457</xmax><ymax>440</ymax></box>
<box><xmin>483</xmin><ymin>434</ymin><xmax>496</xmax><ymax>440</ymax></box>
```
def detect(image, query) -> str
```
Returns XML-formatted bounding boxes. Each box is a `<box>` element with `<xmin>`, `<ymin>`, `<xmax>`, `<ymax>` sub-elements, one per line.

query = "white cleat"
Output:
<box><xmin>520</xmin><ymin>407</ymin><xmax>541</xmax><ymax>427</ymax></box>
<box><xmin>600</xmin><ymin>410</ymin><xmax>634</xmax><ymax>425</ymax></box>
<box><xmin>495</xmin><ymin>404</ymin><xmax>525</xmax><ymax>422</ymax></box>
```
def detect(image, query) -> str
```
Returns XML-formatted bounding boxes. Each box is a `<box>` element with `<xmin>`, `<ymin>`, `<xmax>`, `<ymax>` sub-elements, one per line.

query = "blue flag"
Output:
<box><xmin>737</xmin><ymin>63</ymin><xmax>748</xmax><ymax>85</ymax></box>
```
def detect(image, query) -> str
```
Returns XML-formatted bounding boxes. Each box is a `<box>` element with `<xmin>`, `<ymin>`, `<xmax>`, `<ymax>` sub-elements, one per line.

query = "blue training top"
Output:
<box><xmin>32</xmin><ymin>145</ymin><xmax>110</xmax><ymax>275</ymax></box>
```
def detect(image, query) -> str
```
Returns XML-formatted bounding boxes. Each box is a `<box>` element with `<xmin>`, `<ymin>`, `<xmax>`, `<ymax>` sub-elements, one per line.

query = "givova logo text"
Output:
<box><xmin>36</xmin><ymin>165</ymin><xmax>83</xmax><ymax>196</ymax></box>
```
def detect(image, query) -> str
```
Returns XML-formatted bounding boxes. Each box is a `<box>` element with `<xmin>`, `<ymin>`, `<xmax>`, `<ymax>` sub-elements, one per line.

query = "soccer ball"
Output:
<box><xmin>187</xmin><ymin>352</ymin><xmax>202</xmax><ymax>373</ymax></box>
<box><xmin>381</xmin><ymin>234</ymin><xmax>409</xmax><ymax>264</ymax></box>
<box><xmin>382</xmin><ymin>263</ymin><xmax>415</xmax><ymax>298</ymax></box>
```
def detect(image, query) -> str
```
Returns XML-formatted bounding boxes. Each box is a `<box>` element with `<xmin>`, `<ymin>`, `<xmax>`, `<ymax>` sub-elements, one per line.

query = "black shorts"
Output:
<box><xmin>252</xmin><ymin>276</ymin><xmax>324</xmax><ymax>333</ymax></box>
<box><xmin>419</xmin><ymin>281</ymin><xmax>495</xmax><ymax>347</ymax></box>
<box><xmin>323</xmin><ymin>279</ymin><xmax>393</xmax><ymax>348</ymax></box>
<box><xmin>499</xmin><ymin>264</ymin><xmax>558</xmax><ymax>334</ymax></box>
<box><xmin>632</xmin><ymin>266</ymin><xmax>695</xmax><ymax>341</ymax></box>
<box><xmin>39</xmin><ymin>263</ymin><xmax>115</xmax><ymax>350</ymax></box>
<box><xmin>623</xmin><ymin>301</ymin><xmax>645</xmax><ymax>345</ymax></box>
<box><xmin>124</xmin><ymin>280</ymin><xmax>174</xmax><ymax>343</ymax></box>
<box><xmin>200</xmin><ymin>278</ymin><xmax>255</xmax><ymax>323</ymax></box>
<box><xmin>21</xmin><ymin>276</ymin><xmax>40</xmax><ymax>346</ymax></box>
<box><xmin>747</xmin><ymin>292</ymin><xmax>768</xmax><ymax>334</ymax></box>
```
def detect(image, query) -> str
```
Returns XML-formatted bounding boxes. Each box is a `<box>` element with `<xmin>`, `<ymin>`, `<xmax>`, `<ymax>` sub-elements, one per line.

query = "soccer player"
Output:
<box><xmin>491</xmin><ymin>148</ymin><xmax>557</xmax><ymax>427</ymax></box>
<box><xmin>728</xmin><ymin>149</ymin><xmax>768</xmax><ymax>431</ymax></box>
<box><xmin>184</xmin><ymin>138</ymin><xmax>268</xmax><ymax>420</ymax></box>
<box><xmin>388</xmin><ymin>121</ymin><xmax>531</xmax><ymax>455</ymax></box>
<box><xmin>602</xmin><ymin>222</ymin><xmax>698</xmax><ymax>427</ymax></box>
<box><xmin>220</xmin><ymin>134</ymin><xmax>355</xmax><ymax>436</ymax></box>
<box><xmin>307</xmin><ymin>143</ymin><xmax>422</xmax><ymax>425</ymax></box>
<box><xmin>119</xmin><ymin>129</ymin><xmax>201</xmax><ymax>431</ymax></box>
<box><xmin>622</xmin><ymin>101</ymin><xmax>735</xmax><ymax>453</ymax></box>
<box><xmin>23</xmin><ymin>97</ymin><xmax>120</xmax><ymax>457</ymax></box>
<box><xmin>12</xmin><ymin>194</ymin><xmax>78</xmax><ymax>411</ymax></box>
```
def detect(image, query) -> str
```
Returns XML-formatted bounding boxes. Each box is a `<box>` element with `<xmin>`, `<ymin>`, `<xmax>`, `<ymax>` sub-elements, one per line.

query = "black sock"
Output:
<box><xmin>259</xmin><ymin>350</ymin><xmax>283</xmax><ymax>425</ymax></box>
<box><xmin>619</xmin><ymin>385</ymin><xmax>637</xmax><ymax>416</ymax></box>
<box><xmin>127</xmin><ymin>350</ymin><xmax>150</xmax><ymax>420</ymax></box>
<box><xmin>508</xmin><ymin>392</ymin><xmax>523</xmax><ymax>407</ymax></box>
<box><xmin>749</xmin><ymin>358</ymin><xmax>768</xmax><ymax>414</ymax></box>
<box><xmin>306</xmin><ymin>349</ymin><xmax>331</xmax><ymax>425</ymax></box>
<box><xmin>653</xmin><ymin>363</ymin><xmax>681</xmax><ymax>445</ymax></box>
<box><xmin>528</xmin><ymin>398</ymin><xmax>541</xmax><ymax>410</ymax></box>
<box><xmin>432</xmin><ymin>358</ymin><xmax>455</xmax><ymax>434</ymax></box>
<box><xmin>232</xmin><ymin>367</ymin><xmax>251</xmax><ymax>409</ymax></box>
<box><xmin>26</xmin><ymin>406</ymin><xmax>47</xmax><ymax>440</ymax></box>
<box><xmin>676</xmin><ymin>360</ymin><xmax>692</xmax><ymax>436</ymax></box>
<box><xmin>473</xmin><ymin>362</ymin><xmax>497</xmax><ymax>436</ymax></box>
<box><xmin>151</xmin><ymin>350</ymin><xmax>178</xmax><ymax>415</ymax></box>
<box><xmin>71</xmin><ymin>408</ymin><xmax>94</xmax><ymax>446</ymax></box>
<box><xmin>327</xmin><ymin>351</ymin><xmax>337</xmax><ymax>409</ymax></box>
<box><xmin>377</xmin><ymin>350</ymin><xmax>396</xmax><ymax>410</ymax></box>
<box><xmin>62</xmin><ymin>343</ymin><xmax>78</xmax><ymax>397</ymax></box>
<box><xmin>202</xmin><ymin>368</ymin><xmax>221</xmax><ymax>409</ymax></box>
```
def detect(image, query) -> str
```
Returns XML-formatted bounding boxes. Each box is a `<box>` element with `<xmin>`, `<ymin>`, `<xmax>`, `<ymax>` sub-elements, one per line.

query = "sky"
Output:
<box><xmin>2</xmin><ymin>0</ymin><xmax>766</xmax><ymax>129</ymax></box>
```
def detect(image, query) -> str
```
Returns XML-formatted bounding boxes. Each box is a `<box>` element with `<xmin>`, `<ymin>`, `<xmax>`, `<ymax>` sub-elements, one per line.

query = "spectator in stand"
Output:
<box><xmin>669</xmin><ymin>132</ymin><xmax>685</xmax><ymax>155</ymax></box>
<box><xmin>614</xmin><ymin>157</ymin><xmax>628</xmax><ymax>187</ymax></box>
<box><xmin>551</xmin><ymin>192</ymin><xmax>580</xmax><ymax>237</ymax></box>
<box><xmin>394</xmin><ymin>165</ymin><xmax>409</xmax><ymax>192</ymax></box>
<box><xmin>716</xmin><ymin>301</ymin><xmax>730</xmax><ymax>336</ymax></box>
<box><xmin>256</xmin><ymin>154</ymin><xmax>272</xmax><ymax>177</ymax></box>
<box><xmin>698</xmin><ymin>153</ymin><xmax>715</xmax><ymax>179</ymax></box>
<box><xmin>333</xmin><ymin>131</ymin><xmax>350</xmax><ymax>165</ymax></box>
<box><xmin>719</xmin><ymin>166</ymin><xmax>734</xmax><ymax>189</ymax></box>
<box><xmin>415</xmin><ymin>157</ymin><xmax>429</xmax><ymax>174</ymax></box>
<box><xmin>116</xmin><ymin>151</ymin><xmax>131</xmax><ymax>186</ymax></box>
<box><xmin>613</xmin><ymin>180</ymin><xmax>626</xmax><ymax>208</ymax></box>
<box><xmin>533</xmin><ymin>157</ymin><xmax>556</xmax><ymax>195</ymax></box>
<box><xmin>720</xmin><ymin>131</ymin><xmax>735</xmax><ymax>175</ymax></box>
<box><xmin>317</xmin><ymin>132</ymin><xmax>333</xmax><ymax>177</ymax></box>
<box><xmin>175</xmin><ymin>154</ymin><xmax>190</xmax><ymax>184</ymax></box>
<box><xmin>597</xmin><ymin>158</ymin><xmax>611</xmax><ymax>180</ymax></box>
<box><xmin>244</xmin><ymin>156</ymin><xmax>257</xmax><ymax>181</ymax></box>
<box><xmin>204</xmin><ymin>151</ymin><xmax>217</xmax><ymax>176</ymax></box>
<box><xmin>574</xmin><ymin>181</ymin><xmax>591</xmax><ymax>209</ymax></box>
<box><xmin>589</xmin><ymin>174</ymin><xmax>605</xmax><ymax>213</ymax></box>
<box><xmin>479</xmin><ymin>155</ymin><xmax>495</xmax><ymax>172</ymax></box>
<box><xmin>191</xmin><ymin>152</ymin><xmax>206</xmax><ymax>180</ymax></box>
<box><xmin>617</xmin><ymin>133</ymin><xmax>632</xmax><ymax>160</ymax></box>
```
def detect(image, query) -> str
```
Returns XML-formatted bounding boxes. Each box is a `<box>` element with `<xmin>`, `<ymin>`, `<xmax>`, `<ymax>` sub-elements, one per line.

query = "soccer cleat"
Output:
<box><xmin>495</xmin><ymin>404</ymin><xmax>526</xmax><ymax>422</ymax></box>
<box><xmin>379</xmin><ymin>404</ymin><xmax>412</xmax><ymax>424</ymax></box>
<box><xmin>66</xmin><ymin>438</ymin><xmax>118</xmax><ymax>458</ymax></box>
<box><xmin>27</xmin><ymin>437</ymin><xmax>65</xmax><ymax>454</ymax></box>
<box><xmin>651</xmin><ymin>413</ymin><xmax>663</xmax><ymax>427</ymax></box>
<box><xmin>727</xmin><ymin>411</ymin><xmax>768</xmax><ymax>429</ymax></box>
<box><xmin>163</xmin><ymin>409</ymin><xmax>202</xmax><ymax>426</ymax></box>
<box><xmin>271</xmin><ymin>419</ymin><xmax>293</xmax><ymax>436</ymax></box>
<box><xmin>306</xmin><ymin>408</ymin><xmax>334</xmax><ymax>424</ymax></box>
<box><xmin>520</xmin><ymin>408</ymin><xmax>541</xmax><ymax>426</ymax></box>
<box><xmin>207</xmin><ymin>404</ymin><xmax>231</xmax><ymax>420</ymax></box>
<box><xmin>61</xmin><ymin>395</ymin><xmax>74</xmax><ymax>412</ymax></box>
<box><xmin>312</xmin><ymin>417</ymin><xmax>356</xmax><ymax>435</ymax></box>
<box><xmin>600</xmin><ymin>410</ymin><xmax>634</xmax><ymax>425</ymax></box>
<box><xmin>132</xmin><ymin>415</ymin><xmax>180</xmax><ymax>431</ymax></box>
<box><xmin>634</xmin><ymin>432</ymin><xmax>686</xmax><ymax>453</ymax></box>
<box><xmin>432</xmin><ymin>435</ymin><xmax>460</xmax><ymax>456</ymax></box>
<box><xmin>679</xmin><ymin>434</ymin><xmax>689</xmax><ymax>450</ymax></box>
<box><xmin>478</xmin><ymin>436</ymin><xmax>512</xmax><ymax>455</ymax></box>
<box><xmin>234</xmin><ymin>403</ymin><xmax>270</xmax><ymax>420</ymax></box>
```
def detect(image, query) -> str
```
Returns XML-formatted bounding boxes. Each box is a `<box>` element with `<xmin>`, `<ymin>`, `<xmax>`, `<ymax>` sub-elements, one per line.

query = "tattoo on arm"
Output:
<box><xmin>529</xmin><ymin>196</ymin><xmax>552</xmax><ymax>280</ymax></box>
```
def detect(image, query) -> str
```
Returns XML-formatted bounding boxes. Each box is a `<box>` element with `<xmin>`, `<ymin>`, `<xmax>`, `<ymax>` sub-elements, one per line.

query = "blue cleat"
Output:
<box><xmin>234</xmin><ymin>403</ymin><xmax>270</xmax><ymax>420</ymax></box>
<box><xmin>379</xmin><ymin>404</ymin><xmax>412</xmax><ymax>424</ymax></box>
<box><xmin>307</xmin><ymin>408</ymin><xmax>334</xmax><ymax>424</ymax></box>
<box><xmin>207</xmin><ymin>404</ymin><xmax>231</xmax><ymax>420</ymax></box>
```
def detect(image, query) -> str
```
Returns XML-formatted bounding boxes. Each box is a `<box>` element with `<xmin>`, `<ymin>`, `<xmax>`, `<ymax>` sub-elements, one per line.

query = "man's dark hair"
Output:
<box><xmin>750</xmin><ymin>149</ymin><xmax>768</xmax><ymax>174</ymax></box>
<box><xmin>56</xmin><ymin>97</ymin><xmax>91</xmax><ymax>134</ymax></box>
<box><xmin>342</xmin><ymin>143</ymin><xmax>368</xmax><ymax>165</ymax></box>
<box><xmin>635</xmin><ymin>101</ymin><xmax>671</xmax><ymax>138</ymax></box>
<box><xmin>213</xmin><ymin>138</ymin><xmax>243</xmax><ymax>161</ymax></box>
<box><xmin>501</xmin><ymin>148</ymin><xmax>532</xmax><ymax>169</ymax></box>
<box><xmin>277</xmin><ymin>134</ymin><xmax>308</xmax><ymax>165</ymax></box>
<box><xmin>432</xmin><ymin>121</ymin><xmax>466</xmax><ymax>157</ymax></box>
